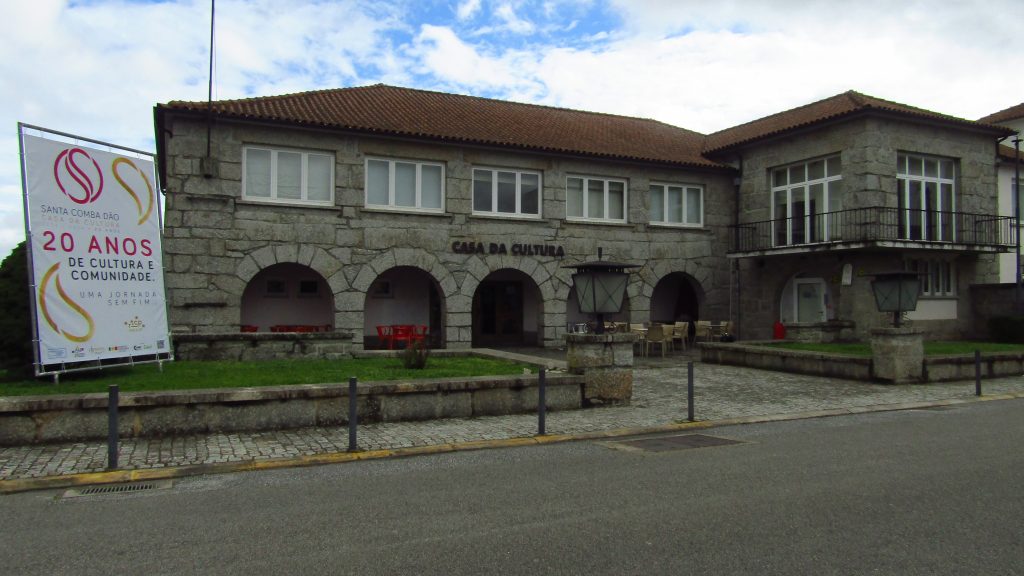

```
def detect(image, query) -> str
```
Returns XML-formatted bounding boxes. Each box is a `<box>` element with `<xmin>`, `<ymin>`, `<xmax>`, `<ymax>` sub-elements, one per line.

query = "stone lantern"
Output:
<box><xmin>564</xmin><ymin>250</ymin><xmax>638</xmax><ymax>334</ymax></box>
<box><xmin>869</xmin><ymin>270</ymin><xmax>923</xmax><ymax>383</ymax></box>
<box><xmin>870</xmin><ymin>270</ymin><xmax>921</xmax><ymax>328</ymax></box>
<box><xmin>562</xmin><ymin>250</ymin><xmax>639</xmax><ymax>405</ymax></box>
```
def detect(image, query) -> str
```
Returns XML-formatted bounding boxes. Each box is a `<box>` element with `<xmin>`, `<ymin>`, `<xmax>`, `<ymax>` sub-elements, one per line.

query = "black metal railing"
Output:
<box><xmin>730</xmin><ymin>207</ymin><xmax>1018</xmax><ymax>253</ymax></box>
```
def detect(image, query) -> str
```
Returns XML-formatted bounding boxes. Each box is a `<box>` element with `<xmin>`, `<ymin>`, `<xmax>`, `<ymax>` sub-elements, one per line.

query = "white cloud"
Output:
<box><xmin>413</xmin><ymin>25</ymin><xmax>542</xmax><ymax>93</ymax></box>
<box><xmin>1</xmin><ymin>0</ymin><xmax>1022</xmax><ymax>262</ymax></box>
<box><xmin>408</xmin><ymin>0</ymin><xmax>1024</xmax><ymax>132</ymax></box>
<box><xmin>494</xmin><ymin>2</ymin><xmax>535</xmax><ymax>34</ymax></box>
<box><xmin>0</xmin><ymin>0</ymin><xmax>411</xmax><ymax>260</ymax></box>
<box><xmin>456</xmin><ymin>0</ymin><xmax>482</xmax><ymax>21</ymax></box>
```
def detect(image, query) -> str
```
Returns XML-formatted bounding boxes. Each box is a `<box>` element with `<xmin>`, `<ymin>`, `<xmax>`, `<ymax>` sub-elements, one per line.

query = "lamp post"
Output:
<box><xmin>562</xmin><ymin>249</ymin><xmax>639</xmax><ymax>406</ymax></box>
<box><xmin>870</xmin><ymin>270</ymin><xmax>921</xmax><ymax>328</ymax></box>
<box><xmin>1014</xmin><ymin>137</ymin><xmax>1021</xmax><ymax>314</ymax></box>
<box><xmin>869</xmin><ymin>270</ymin><xmax>924</xmax><ymax>383</ymax></box>
<box><xmin>563</xmin><ymin>249</ymin><xmax>638</xmax><ymax>334</ymax></box>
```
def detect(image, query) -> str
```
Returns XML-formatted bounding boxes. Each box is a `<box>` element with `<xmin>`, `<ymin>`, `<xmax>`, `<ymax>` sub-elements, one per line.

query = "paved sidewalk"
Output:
<box><xmin>2</xmin><ymin>353</ymin><xmax>1023</xmax><ymax>485</ymax></box>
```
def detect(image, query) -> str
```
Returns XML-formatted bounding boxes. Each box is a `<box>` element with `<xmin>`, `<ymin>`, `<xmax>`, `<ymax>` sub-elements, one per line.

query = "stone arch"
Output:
<box><xmin>470</xmin><ymin>267</ymin><xmax>545</xmax><ymax>347</ymax></box>
<box><xmin>778</xmin><ymin>271</ymin><xmax>832</xmax><ymax>324</ymax></box>
<box><xmin>650</xmin><ymin>271</ymin><xmax>706</xmax><ymax>324</ymax></box>
<box><xmin>232</xmin><ymin>244</ymin><xmax>347</xmax><ymax>333</ymax></box>
<box><xmin>455</xmin><ymin>255</ymin><xmax>564</xmax><ymax>347</ymax></box>
<box><xmin>644</xmin><ymin>259</ymin><xmax>711</xmax><ymax>300</ymax></box>
<box><xmin>362</xmin><ymin>265</ymin><xmax>447</xmax><ymax>349</ymax></box>
<box><xmin>239</xmin><ymin>262</ymin><xmax>333</xmax><ymax>332</ymax></box>
<box><xmin>235</xmin><ymin>244</ymin><xmax>345</xmax><ymax>291</ymax></box>
<box><xmin>457</xmin><ymin>255</ymin><xmax>555</xmax><ymax>301</ymax></box>
<box><xmin>354</xmin><ymin>248</ymin><xmax>457</xmax><ymax>300</ymax></box>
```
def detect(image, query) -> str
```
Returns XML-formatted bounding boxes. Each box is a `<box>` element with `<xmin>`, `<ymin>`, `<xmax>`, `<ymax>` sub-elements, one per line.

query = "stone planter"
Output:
<box><xmin>870</xmin><ymin>327</ymin><xmax>924</xmax><ymax>383</ymax></box>
<box><xmin>565</xmin><ymin>332</ymin><xmax>635</xmax><ymax>406</ymax></box>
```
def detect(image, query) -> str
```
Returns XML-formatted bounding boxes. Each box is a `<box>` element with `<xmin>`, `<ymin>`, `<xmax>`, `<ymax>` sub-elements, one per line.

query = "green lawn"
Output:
<box><xmin>0</xmin><ymin>356</ymin><xmax>534</xmax><ymax>397</ymax></box>
<box><xmin>761</xmin><ymin>341</ymin><xmax>1024</xmax><ymax>357</ymax></box>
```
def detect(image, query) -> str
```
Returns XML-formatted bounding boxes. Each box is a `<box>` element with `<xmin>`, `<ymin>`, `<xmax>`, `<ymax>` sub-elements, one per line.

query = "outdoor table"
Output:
<box><xmin>383</xmin><ymin>324</ymin><xmax>428</xmax><ymax>349</ymax></box>
<box><xmin>631</xmin><ymin>328</ymin><xmax>648</xmax><ymax>357</ymax></box>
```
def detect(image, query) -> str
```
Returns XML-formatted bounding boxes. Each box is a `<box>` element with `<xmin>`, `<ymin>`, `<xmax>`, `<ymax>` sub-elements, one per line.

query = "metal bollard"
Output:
<box><xmin>687</xmin><ymin>361</ymin><xmax>695</xmax><ymax>422</ymax></box>
<box><xmin>538</xmin><ymin>368</ymin><xmax>547</xmax><ymax>436</ymax></box>
<box><xmin>975</xmin><ymin>350</ymin><xmax>982</xmax><ymax>397</ymax></box>
<box><xmin>348</xmin><ymin>376</ymin><xmax>358</xmax><ymax>452</ymax></box>
<box><xmin>107</xmin><ymin>385</ymin><xmax>119</xmax><ymax>470</ymax></box>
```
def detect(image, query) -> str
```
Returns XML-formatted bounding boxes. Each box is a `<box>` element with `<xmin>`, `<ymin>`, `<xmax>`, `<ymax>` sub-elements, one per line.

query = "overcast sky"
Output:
<box><xmin>3</xmin><ymin>0</ymin><xmax>1022</xmax><ymax>261</ymax></box>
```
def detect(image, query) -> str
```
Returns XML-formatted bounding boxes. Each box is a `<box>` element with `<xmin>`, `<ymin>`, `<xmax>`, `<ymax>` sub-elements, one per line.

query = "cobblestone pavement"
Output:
<box><xmin>2</xmin><ymin>353</ymin><xmax>1023</xmax><ymax>481</ymax></box>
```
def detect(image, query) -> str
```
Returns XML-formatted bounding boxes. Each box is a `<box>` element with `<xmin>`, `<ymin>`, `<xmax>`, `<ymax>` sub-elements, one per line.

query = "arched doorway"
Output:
<box><xmin>363</xmin><ymin>266</ymin><xmax>445</xmax><ymax>349</ymax></box>
<box><xmin>650</xmin><ymin>272</ymin><xmax>702</xmax><ymax>324</ymax></box>
<box><xmin>240</xmin><ymin>263</ymin><xmax>333</xmax><ymax>332</ymax></box>
<box><xmin>779</xmin><ymin>273</ymin><xmax>830</xmax><ymax>324</ymax></box>
<box><xmin>472</xmin><ymin>269</ymin><xmax>543</xmax><ymax>347</ymax></box>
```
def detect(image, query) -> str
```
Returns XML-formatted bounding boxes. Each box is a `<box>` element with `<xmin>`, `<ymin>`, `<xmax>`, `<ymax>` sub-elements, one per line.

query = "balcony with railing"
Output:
<box><xmin>729</xmin><ymin>207</ymin><xmax>1018</xmax><ymax>256</ymax></box>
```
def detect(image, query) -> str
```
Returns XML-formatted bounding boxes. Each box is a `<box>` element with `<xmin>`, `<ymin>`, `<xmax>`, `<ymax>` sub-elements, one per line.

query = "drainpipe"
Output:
<box><xmin>1015</xmin><ymin>136</ymin><xmax>1021</xmax><ymax>314</ymax></box>
<box><xmin>733</xmin><ymin>155</ymin><xmax>743</xmax><ymax>339</ymax></box>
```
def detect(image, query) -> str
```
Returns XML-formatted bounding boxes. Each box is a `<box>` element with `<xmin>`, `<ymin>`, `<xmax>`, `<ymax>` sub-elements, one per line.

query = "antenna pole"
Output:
<box><xmin>204</xmin><ymin>0</ymin><xmax>216</xmax><ymax>173</ymax></box>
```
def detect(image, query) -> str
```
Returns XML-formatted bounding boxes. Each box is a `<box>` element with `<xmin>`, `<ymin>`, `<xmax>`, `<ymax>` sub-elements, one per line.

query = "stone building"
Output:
<box><xmin>707</xmin><ymin>91</ymin><xmax>1016</xmax><ymax>340</ymax></box>
<box><xmin>978</xmin><ymin>103</ymin><xmax>1023</xmax><ymax>286</ymax></box>
<box><xmin>153</xmin><ymin>85</ymin><xmax>1017</xmax><ymax>353</ymax></box>
<box><xmin>154</xmin><ymin>85</ymin><xmax>735</xmax><ymax>351</ymax></box>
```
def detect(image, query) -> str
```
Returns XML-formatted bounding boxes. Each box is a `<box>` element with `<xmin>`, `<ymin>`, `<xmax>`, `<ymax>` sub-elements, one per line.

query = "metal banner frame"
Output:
<box><xmin>18</xmin><ymin>123</ymin><xmax>174</xmax><ymax>379</ymax></box>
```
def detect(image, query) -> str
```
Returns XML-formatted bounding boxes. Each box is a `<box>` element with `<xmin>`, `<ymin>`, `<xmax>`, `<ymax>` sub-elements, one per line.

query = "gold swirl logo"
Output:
<box><xmin>112</xmin><ymin>157</ymin><xmax>154</xmax><ymax>225</ymax></box>
<box><xmin>38</xmin><ymin>263</ymin><xmax>95</xmax><ymax>343</ymax></box>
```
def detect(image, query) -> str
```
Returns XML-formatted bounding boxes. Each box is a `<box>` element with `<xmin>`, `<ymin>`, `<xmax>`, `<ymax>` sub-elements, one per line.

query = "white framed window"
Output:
<box><xmin>906</xmin><ymin>258</ymin><xmax>956</xmax><ymax>298</ymax></box>
<box><xmin>771</xmin><ymin>155</ymin><xmax>843</xmax><ymax>246</ymax></box>
<box><xmin>566</xmin><ymin>175</ymin><xmax>627</xmax><ymax>223</ymax></box>
<box><xmin>365</xmin><ymin>157</ymin><xmax>445</xmax><ymax>212</ymax></box>
<box><xmin>649</xmin><ymin>182</ymin><xmax>703</xmax><ymax>226</ymax></box>
<box><xmin>472</xmin><ymin>168</ymin><xmax>541</xmax><ymax>218</ymax></box>
<box><xmin>243</xmin><ymin>146</ymin><xmax>334</xmax><ymax>206</ymax></box>
<box><xmin>897</xmin><ymin>153</ymin><xmax>956</xmax><ymax>242</ymax></box>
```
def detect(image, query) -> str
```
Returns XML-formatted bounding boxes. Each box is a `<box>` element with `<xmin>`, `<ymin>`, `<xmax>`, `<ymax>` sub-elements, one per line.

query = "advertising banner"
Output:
<box><xmin>21</xmin><ymin>132</ymin><xmax>170</xmax><ymax>373</ymax></box>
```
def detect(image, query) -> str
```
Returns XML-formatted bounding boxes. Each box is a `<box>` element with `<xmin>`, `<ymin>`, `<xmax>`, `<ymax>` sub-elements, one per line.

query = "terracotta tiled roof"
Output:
<box><xmin>979</xmin><ymin>103</ymin><xmax>1024</xmax><ymax>124</ymax></box>
<box><xmin>999</xmin><ymin>143</ymin><xmax>1022</xmax><ymax>162</ymax></box>
<box><xmin>158</xmin><ymin>84</ymin><xmax>724</xmax><ymax>170</ymax></box>
<box><xmin>704</xmin><ymin>90</ymin><xmax>1012</xmax><ymax>154</ymax></box>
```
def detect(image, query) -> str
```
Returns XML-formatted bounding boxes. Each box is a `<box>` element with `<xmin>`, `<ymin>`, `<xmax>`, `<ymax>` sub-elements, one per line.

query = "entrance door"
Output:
<box><xmin>475</xmin><ymin>281</ymin><xmax>523</xmax><ymax>345</ymax></box>
<box><xmin>795</xmin><ymin>279</ymin><xmax>825</xmax><ymax>323</ymax></box>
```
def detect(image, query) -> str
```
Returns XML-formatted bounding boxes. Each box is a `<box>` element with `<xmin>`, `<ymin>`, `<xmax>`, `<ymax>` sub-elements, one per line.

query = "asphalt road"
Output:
<box><xmin>2</xmin><ymin>399</ymin><xmax>1022</xmax><ymax>575</ymax></box>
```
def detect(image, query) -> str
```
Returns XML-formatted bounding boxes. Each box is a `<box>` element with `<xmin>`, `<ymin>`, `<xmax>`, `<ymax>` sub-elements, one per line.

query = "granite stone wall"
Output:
<box><xmin>159</xmin><ymin>116</ymin><xmax>735</xmax><ymax>349</ymax></box>
<box><xmin>722</xmin><ymin>116</ymin><xmax>1003</xmax><ymax>341</ymax></box>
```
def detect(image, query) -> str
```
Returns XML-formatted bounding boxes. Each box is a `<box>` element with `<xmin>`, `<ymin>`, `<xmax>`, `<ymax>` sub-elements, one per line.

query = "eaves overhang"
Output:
<box><xmin>153</xmin><ymin>103</ymin><xmax>733</xmax><ymax>174</ymax></box>
<box><xmin>706</xmin><ymin>108</ymin><xmax>1015</xmax><ymax>156</ymax></box>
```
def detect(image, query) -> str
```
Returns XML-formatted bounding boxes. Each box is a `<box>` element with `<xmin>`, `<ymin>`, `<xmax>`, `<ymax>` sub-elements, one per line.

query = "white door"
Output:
<box><xmin>795</xmin><ymin>279</ymin><xmax>825</xmax><ymax>323</ymax></box>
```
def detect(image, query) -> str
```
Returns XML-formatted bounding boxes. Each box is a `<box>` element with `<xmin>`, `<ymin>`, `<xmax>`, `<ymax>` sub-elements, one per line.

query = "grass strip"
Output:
<box><xmin>0</xmin><ymin>356</ymin><xmax>533</xmax><ymax>397</ymax></box>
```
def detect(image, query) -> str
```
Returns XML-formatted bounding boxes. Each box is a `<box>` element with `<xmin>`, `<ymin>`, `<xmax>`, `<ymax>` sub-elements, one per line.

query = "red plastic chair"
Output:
<box><xmin>392</xmin><ymin>324</ymin><xmax>414</xmax><ymax>349</ymax></box>
<box><xmin>376</xmin><ymin>325</ymin><xmax>394</xmax><ymax>349</ymax></box>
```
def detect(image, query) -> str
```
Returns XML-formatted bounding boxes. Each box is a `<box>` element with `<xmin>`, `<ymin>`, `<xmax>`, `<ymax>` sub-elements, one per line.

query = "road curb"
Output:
<box><xmin>2</xmin><ymin>392</ymin><xmax>1022</xmax><ymax>495</ymax></box>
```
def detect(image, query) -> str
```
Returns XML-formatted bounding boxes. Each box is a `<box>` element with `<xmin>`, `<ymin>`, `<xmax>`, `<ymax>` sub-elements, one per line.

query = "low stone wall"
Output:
<box><xmin>700</xmin><ymin>342</ymin><xmax>873</xmax><ymax>380</ymax></box>
<box><xmin>701</xmin><ymin>342</ymin><xmax>1024</xmax><ymax>383</ymax></box>
<box><xmin>784</xmin><ymin>321</ymin><xmax>856</xmax><ymax>343</ymax></box>
<box><xmin>0</xmin><ymin>373</ymin><xmax>584</xmax><ymax>446</ymax></box>
<box><xmin>172</xmin><ymin>332</ymin><xmax>354</xmax><ymax>361</ymax></box>
<box><xmin>924</xmin><ymin>353</ymin><xmax>1024</xmax><ymax>382</ymax></box>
